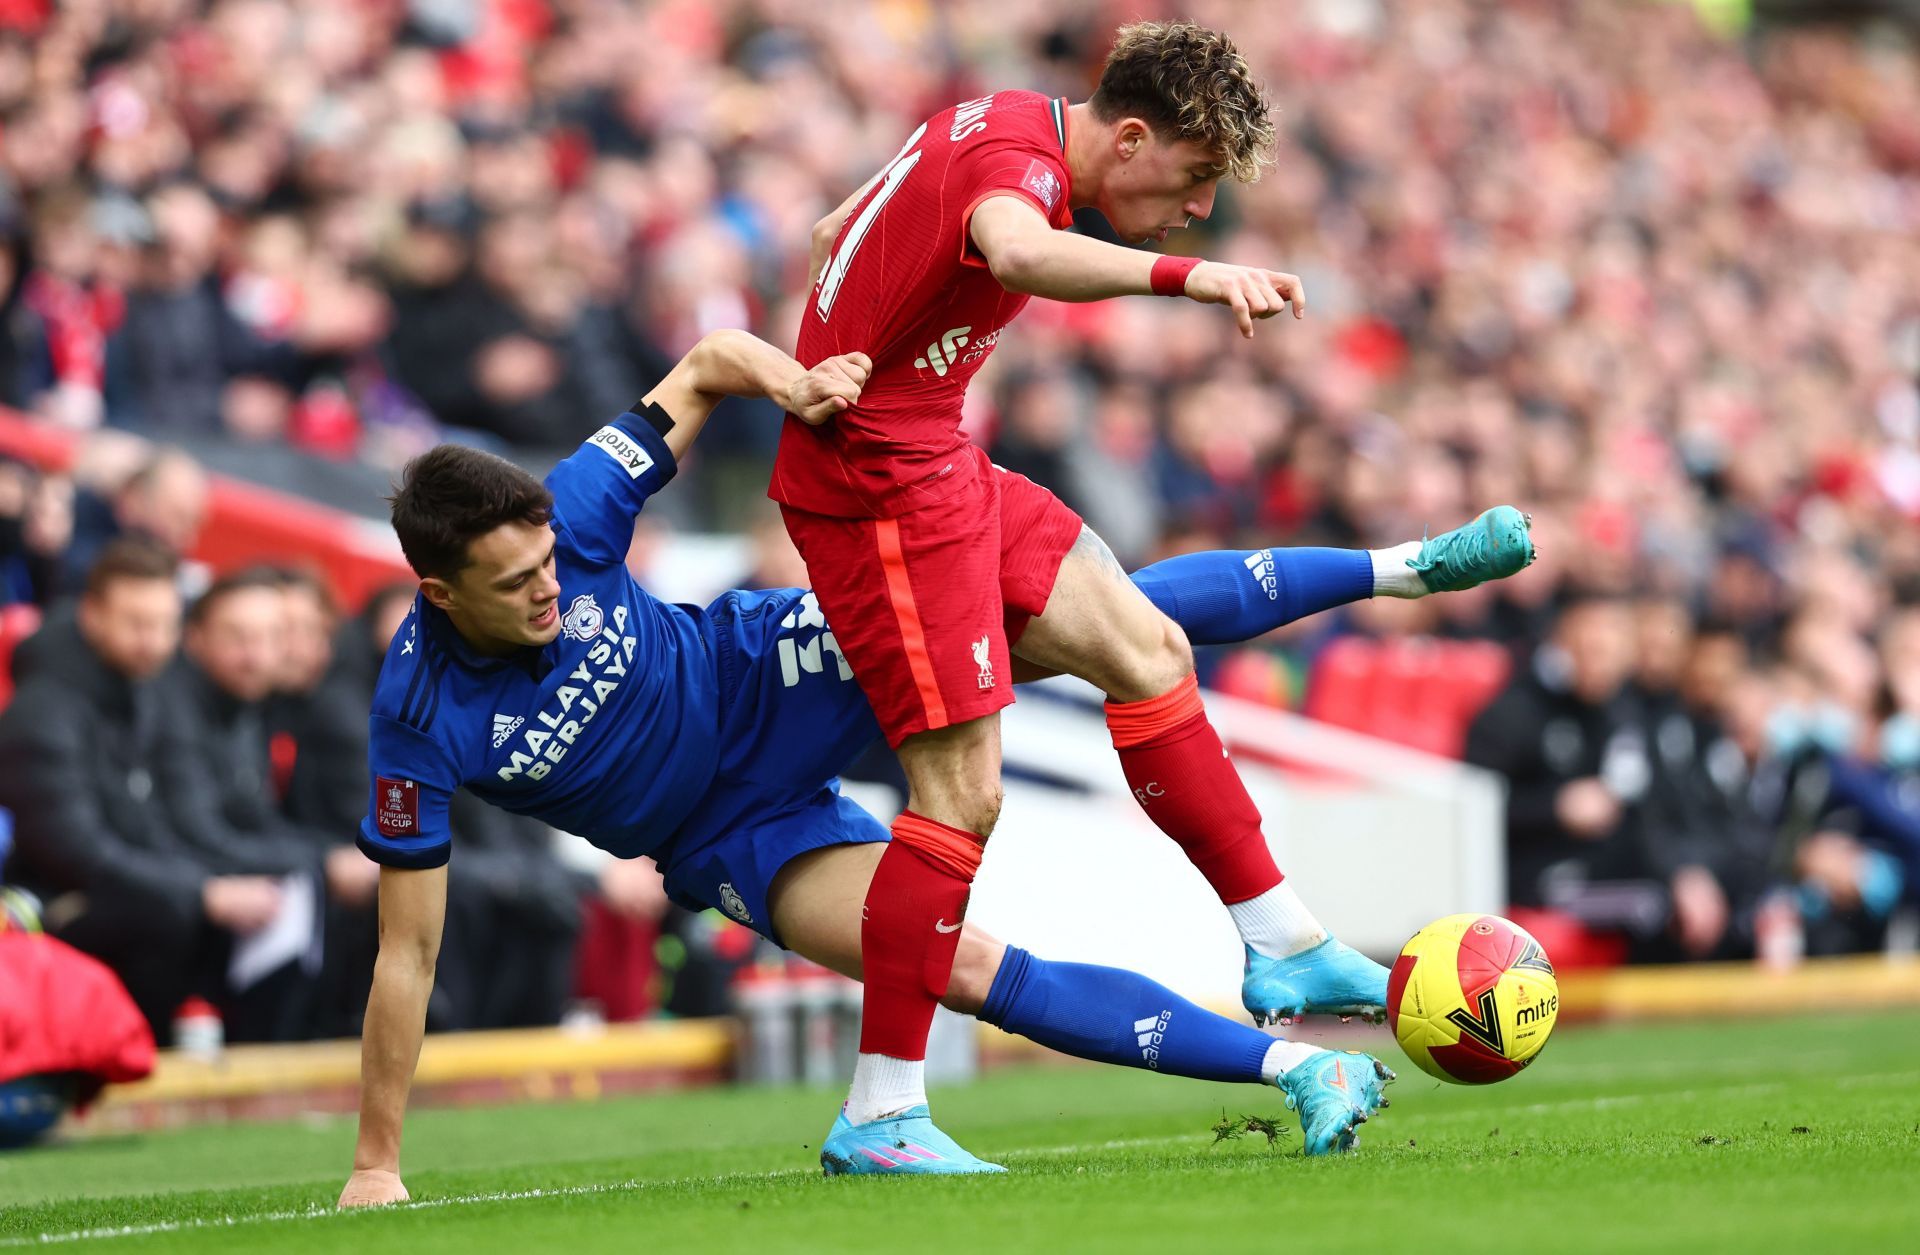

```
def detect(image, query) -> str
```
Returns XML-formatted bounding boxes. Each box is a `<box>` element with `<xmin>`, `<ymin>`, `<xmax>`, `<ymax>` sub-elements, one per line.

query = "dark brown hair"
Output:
<box><xmin>84</xmin><ymin>536</ymin><xmax>179</xmax><ymax>599</ymax></box>
<box><xmin>1089</xmin><ymin>21</ymin><xmax>1275</xmax><ymax>183</ymax></box>
<box><xmin>186</xmin><ymin>566</ymin><xmax>285</xmax><ymax>628</ymax></box>
<box><xmin>388</xmin><ymin>444</ymin><xmax>553</xmax><ymax>582</ymax></box>
<box><xmin>270</xmin><ymin>564</ymin><xmax>339</xmax><ymax>619</ymax></box>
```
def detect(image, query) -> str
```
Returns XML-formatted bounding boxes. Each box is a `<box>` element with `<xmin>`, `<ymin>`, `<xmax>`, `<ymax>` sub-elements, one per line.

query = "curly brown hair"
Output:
<box><xmin>1089</xmin><ymin>21</ymin><xmax>1275</xmax><ymax>184</ymax></box>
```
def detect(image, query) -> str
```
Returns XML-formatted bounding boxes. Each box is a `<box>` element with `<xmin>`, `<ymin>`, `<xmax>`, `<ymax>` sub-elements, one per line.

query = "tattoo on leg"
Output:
<box><xmin>1072</xmin><ymin>525</ymin><xmax>1129</xmax><ymax>581</ymax></box>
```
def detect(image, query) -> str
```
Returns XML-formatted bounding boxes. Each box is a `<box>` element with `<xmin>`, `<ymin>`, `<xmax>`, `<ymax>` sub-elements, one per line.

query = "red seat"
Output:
<box><xmin>0</xmin><ymin>604</ymin><xmax>44</xmax><ymax>714</ymax></box>
<box><xmin>1303</xmin><ymin>636</ymin><xmax>1380</xmax><ymax>732</ymax></box>
<box><xmin>1304</xmin><ymin>636</ymin><xmax>1511</xmax><ymax>759</ymax></box>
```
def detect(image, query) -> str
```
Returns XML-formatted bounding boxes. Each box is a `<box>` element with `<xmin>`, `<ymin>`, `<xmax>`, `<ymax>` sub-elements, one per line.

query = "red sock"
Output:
<box><xmin>1105</xmin><ymin>673</ymin><xmax>1283</xmax><ymax>905</ymax></box>
<box><xmin>858</xmin><ymin>811</ymin><xmax>985</xmax><ymax>1059</ymax></box>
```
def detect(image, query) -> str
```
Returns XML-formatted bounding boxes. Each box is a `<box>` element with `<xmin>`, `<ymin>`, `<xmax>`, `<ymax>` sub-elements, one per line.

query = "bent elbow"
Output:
<box><xmin>985</xmin><ymin>242</ymin><xmax>1040</xmax><ymax>293</ymax></box>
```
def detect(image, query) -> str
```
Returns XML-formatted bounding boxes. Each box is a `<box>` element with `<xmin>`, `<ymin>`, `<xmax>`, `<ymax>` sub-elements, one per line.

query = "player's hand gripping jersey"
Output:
<box><xmin>357</xmin><ymin>411</ymin><xmax>722</xmax><ymax>870</ymax></box>
<box><xmin>771</xmin><ymin>91</ymin><xmax>1073</xmax><ymax>519</ymax></box>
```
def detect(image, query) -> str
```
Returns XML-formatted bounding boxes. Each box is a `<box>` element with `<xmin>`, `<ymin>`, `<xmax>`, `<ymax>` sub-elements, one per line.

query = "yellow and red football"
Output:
<box><xmin>1388</xmin><ymin>913</ymin><xmax>1559</xmax><ymax>1084</ymax></box>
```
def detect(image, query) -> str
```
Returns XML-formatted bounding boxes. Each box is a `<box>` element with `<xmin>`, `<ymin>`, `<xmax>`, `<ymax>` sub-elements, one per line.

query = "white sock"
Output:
<box><xmin>1370</xmin><ymin>541</ymin><xmax>1427</xmax><ymax>598</ymax></box>
<box><xmin>845</xmin><ymin>1053</ymin><xmax>927</xmax><ymax>1126</ymax></box>
<box><xmin>1228</xmin><ymin>881</ymin><xmax>1328</xmax><ymax>959</ymax></box>
<box><xmin>1260</xmin><ymin>1039</ymin><xmax>1324</xmax><ymax>1084</ymax></box>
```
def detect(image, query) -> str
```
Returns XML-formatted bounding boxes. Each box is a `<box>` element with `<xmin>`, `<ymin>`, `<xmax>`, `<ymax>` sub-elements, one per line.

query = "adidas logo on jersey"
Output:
<box><xmin>1134</xmin><ymin>1011</ymin><xmax>1172</xmax><ymax>1070</ymax></box>
<box><xmin>1242</xmin><ymin>549</ymin><xmax>1279</xmax><ymax>602</ymax></box>
<box><xmin>492</xmin><ymin>713</ymin><xmax>525</xmax><ymax>749</ymax></box>
<box><xmin>915</xmin><ymin>326</ymin><xmax>972</xmax><ymax>377</ymax></box>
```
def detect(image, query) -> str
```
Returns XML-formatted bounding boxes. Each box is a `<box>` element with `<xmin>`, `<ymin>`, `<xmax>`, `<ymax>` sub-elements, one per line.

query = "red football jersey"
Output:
<box><xmin>771</xmin><ymin>91</ymin><xmax>1074</xmax><ymax>518</ymax></box>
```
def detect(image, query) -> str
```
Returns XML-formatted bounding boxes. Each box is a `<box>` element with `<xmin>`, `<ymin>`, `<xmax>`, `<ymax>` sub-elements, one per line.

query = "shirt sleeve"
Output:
<box><xmin>357</xmin><ymin>714</ymin><xmax>461</xmax><ymax>870</ymax></box>
<box><xmin>955</xmin><ymin>136</ymin><xmax>1071</xmax><ymax>267</ymax></box>
<box><xmin>543</xmin><ymin>406</ymin><xmax>679</xmax><ymax>566</ymax></box>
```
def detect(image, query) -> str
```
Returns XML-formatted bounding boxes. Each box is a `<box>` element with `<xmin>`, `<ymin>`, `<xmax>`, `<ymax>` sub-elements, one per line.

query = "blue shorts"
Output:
<box><xmin>653</xmin><ymin>588</ymin><xmax>891</xmax><ymax>945</ymax></box>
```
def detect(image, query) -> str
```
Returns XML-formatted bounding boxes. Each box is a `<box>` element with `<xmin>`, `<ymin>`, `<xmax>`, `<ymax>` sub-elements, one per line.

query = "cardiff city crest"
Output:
<box><xmin>561</xmin><ymin>593</ymin><xmax>604</xmax><ymax>642</ymax></box>
<box><xmin>718</xmin><ymin>882</ymin><xmax>752</xmax><ymax>924</ymax></box>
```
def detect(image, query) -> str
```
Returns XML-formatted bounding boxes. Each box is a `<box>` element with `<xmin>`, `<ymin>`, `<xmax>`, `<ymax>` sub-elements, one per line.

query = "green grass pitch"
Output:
<box><xmin>3</xmin><ymin>1010</ymin><xmax>1917</xmax><ymax>1252</ymax></box>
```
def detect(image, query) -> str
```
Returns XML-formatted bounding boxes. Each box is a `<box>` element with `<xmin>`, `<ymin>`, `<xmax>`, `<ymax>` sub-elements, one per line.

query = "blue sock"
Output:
<box><xmin>979</xmin><ymin>947</ymin><xmax>1271</xmax><ymax>1084</ymax></box>
<box><xmin>1130</xmin><ymin>548</ymin><xmax>1373</xmax><ymax>646</ymax></box>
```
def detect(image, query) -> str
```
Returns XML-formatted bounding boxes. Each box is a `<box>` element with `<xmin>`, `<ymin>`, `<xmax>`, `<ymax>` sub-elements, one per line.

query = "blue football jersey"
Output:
<box><xmin>357</xmin><ymin>410</ymin><xmax>723</xmax><ymax>870</ymax></box>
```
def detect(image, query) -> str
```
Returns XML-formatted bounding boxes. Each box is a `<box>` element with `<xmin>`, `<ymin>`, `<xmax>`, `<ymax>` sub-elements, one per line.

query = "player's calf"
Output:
<box><xmin>977</xmin><ymin>946</ymin><xmax>1394</xmax><ymax>1153</ymax></box>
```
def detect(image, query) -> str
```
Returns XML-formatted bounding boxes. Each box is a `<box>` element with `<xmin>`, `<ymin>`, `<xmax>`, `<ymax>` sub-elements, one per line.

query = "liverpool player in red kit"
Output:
<box><xmin>776</xmin><ymin>22</ymin><xmax>1532</xmax><ymax>1173</ymax></box>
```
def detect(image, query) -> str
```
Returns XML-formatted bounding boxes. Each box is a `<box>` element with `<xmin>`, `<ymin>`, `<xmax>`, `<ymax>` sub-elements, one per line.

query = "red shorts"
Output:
<box><xmin>781</xmin><ymin>447</ymin><xmax>1083</xmax><ymax>748</ymax></box>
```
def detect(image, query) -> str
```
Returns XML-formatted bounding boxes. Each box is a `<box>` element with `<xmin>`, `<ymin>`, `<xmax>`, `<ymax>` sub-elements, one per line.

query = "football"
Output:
<box><xmin>1388</xmin><ymin>913</ymin><xmax>1559</xmax><ymax>1084</ymax></box>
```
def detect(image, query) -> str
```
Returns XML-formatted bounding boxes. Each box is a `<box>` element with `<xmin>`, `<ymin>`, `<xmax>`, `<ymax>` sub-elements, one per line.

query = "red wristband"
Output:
<box><xmin>1150</xmin><ymin>254</ymin><xmax>1201</xmax><ymax>298</ymax></box>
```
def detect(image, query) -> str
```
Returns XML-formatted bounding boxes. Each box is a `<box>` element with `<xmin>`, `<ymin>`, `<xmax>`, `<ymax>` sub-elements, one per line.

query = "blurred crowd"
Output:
<box><xmin>0</xmin><ymin>532</ymin><xmax>769</xmax><ymax>1046</ymax></box>
<box><xmin>1</xmin><ymin>0</ymin><xmax>1919</xmax><ymax>1031</ymax></box>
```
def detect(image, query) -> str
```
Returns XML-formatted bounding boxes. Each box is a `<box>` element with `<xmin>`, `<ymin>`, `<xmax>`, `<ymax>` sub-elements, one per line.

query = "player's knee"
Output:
<box><xmin>1153</xmin><ymin>612</ymin><xmax>1195</xmax><ymax>677</ymax></box>
<box><xmin>951</xmin><ymin>778</ymin><xmax>1003</xmax><ymax>839</ymax></box>
<box><xmin>1106</xmin><ymin>611</ymin><xmax>1194</xmax><ymax>702</ymax></box>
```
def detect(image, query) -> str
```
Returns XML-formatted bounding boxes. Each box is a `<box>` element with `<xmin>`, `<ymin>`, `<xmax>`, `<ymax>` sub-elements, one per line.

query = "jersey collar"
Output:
<box><xmin>418</xmin><ymin>594</ymin><xmax>549</xmax><ymax>677</ymax></box>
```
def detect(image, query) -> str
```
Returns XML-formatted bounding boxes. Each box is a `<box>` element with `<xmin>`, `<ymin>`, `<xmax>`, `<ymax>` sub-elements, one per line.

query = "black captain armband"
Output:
<box><xmin>635</xmin><ymin>401</ymin><xmax>677</xmax><ymax>437</ymax></box>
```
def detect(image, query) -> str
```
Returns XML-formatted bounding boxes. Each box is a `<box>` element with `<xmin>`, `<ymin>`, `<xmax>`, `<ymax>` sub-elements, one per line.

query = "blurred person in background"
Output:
<box><xmin>0</xmin><ymin>456</ymin><xmax>73</xmax><ymax>607</ymax></box>
<box><xmin>1628</xmin><ymin>600</ymin><xmax>1765</xmax><ymax>960</ymax></box>
<box><xmin>63</xmin><ymin>446</ymin><xmax>209</xmax><ymax>590</ymax></box>
<box><xmin>1742</xmin><ymin>655</ymin><xmax>1907</xmax><ymax>958</ymax></box>
<box><xmin>271</xmin><ymin>578</ymin><xmax>410</xmax><ymax>1036</ymax></box>
<box><xmin>1464</xmin><ymin>592</ymin><xmax>1653</xmax><ymax>966</ymax></box>
<box><xmin>6</xmin><ymin>185</ymin><xmax>121</xmax><ymax>429</ymax></box>
<box><xmin>170</xmin><ymin>567</ymin><xmax>348</xmax><ymax>1040</ymax></box>
<box><xmin>117</xmin><ymin>182</ymin><xmax>292</xmax><ymax>438</ymax></box>
<box><xmin>0</xmin><ymin>540</ymin><xmax>287</xmax><ymax>1042</ymax></box>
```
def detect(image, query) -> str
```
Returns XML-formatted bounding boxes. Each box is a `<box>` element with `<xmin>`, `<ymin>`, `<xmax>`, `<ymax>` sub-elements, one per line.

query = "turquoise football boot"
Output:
<box><xmin>1243</xmin><ymin>937</ymin><xmax>1390</xmax><ymax>1027</ymax></box>
<box><xmin>1407</xmin><ymin>505</ymin><xmax>1535</xmax><ymax>593</ymax></box>
<box><xmin>819</xmin><ymin>1105</ymin><xmax>1007</xmax><ymax>1177</ymax></box>
<box><xmin>1276</xmin><ymin>1049</ymin><xmax>1395</xmax><ymax>1156</ymax></box>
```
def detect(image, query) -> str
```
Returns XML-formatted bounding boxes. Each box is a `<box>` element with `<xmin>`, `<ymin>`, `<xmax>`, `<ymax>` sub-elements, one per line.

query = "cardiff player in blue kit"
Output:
<box><xmin>336</xmin><ymin>328</ymin><xmax>1532</xmax><ymax>1205</ymax></box>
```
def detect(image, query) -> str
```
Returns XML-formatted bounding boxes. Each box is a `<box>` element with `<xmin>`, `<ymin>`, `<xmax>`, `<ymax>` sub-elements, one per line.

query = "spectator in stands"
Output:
<box><xmin>0</xmin><ymin>457</ymin><xmax>72</xmax><ymax>607</ymax></box>
<box><xmin>5</xmin><ymin>185</ymin><xmax>120</xmax><ymax>429</ymax></box>
<box><xmin>0</xmin><ymin>212</ymin><xmax>32</xmax><ymax>411</ymax></box>
<box><xmin>117</xmin><ymin>182</ymin><xmax>291</xmax><ymax>438</ymax></box>
<box><xmin>268</xmin><ymin>577</ymin><xmax>397</xmax><ymax>1036</ymax></box>
<box><xmin>64</xmin><ymin>446</ymin><xmax>208</xmax><ymax>590</ymax></box>
<box><xmin>1628</xmin><ymin>601</ymin><xmax>1753</xmax><ymax>960</ymax></box>
<box><xmin>0</xmin><ymin>540</ymin><xmax>286</xmax><ymax>1042</ymax></box>
<box><xmin>171</xmin><ymin>567</ymin><xmax>367</xmax><ymax>1039</ymax></box>
<box><xmin>1464</xmin><ymin>593</ymin><xmax>1656</xmax><ymax>963</ymax></box>
<box><xmin>1736</xmin><ymin>656</ymin><xmax>1907</xmax><ymax>957</ymax></box>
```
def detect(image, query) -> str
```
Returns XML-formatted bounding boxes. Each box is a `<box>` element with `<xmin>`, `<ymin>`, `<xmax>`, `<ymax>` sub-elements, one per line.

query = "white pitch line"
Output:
<box><xmin>3</xmin><ymin>1170</ymin><xmax>815</xmax><ymax>1248</ymax></box>
<box><xmin>4</xmin><ymin>1146</ymin><xmax>1196</xmax><ymax>1248</ymax></box>
<box><xmin>13</xmin><ymin>1067</ymin><xmax>1917</xmax><ymax>1247</ymax></box>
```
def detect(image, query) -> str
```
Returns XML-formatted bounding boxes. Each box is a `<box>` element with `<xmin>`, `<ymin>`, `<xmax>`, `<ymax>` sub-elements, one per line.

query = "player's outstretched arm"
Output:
<box><xmin>642</xmin><ymin>329</ymin><xmax>871</xmax><ymax>459</ymax></box>
<box><xmin>970</xmin><ymin>196</ymin><xmax>1305</xmax><ymax>338</ymax></box>
<box><xmin>338</xmin><ymin>863</ymin><xmax>448</xmax><ymax>1209</ymax></box>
